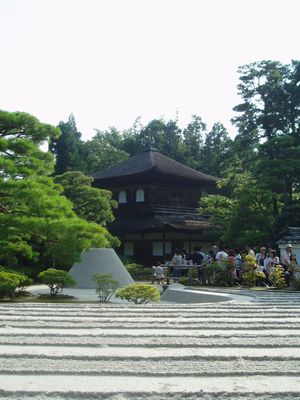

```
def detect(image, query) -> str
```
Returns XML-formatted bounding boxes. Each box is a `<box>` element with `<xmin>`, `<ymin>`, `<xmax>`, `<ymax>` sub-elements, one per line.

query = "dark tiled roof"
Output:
<box><xmin>278</xmin><ymin>226</ymin><xmax>300</xmax><ymax>244</ymax></box>
<box><xmin>107</xmin><ymin>213</ymin><xmax>211</xmax><ymax>234</ymax></box>
<box><xmin>92</xmin><ymin>150</ymin><xmax>218</xmax><ymax>183</ymax></box>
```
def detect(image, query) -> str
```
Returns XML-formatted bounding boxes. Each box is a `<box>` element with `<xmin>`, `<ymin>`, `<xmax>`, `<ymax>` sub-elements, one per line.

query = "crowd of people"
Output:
<box><xmin>152</xmin><ymin>243</ymin><xmax>300</xmax><ymax>286</ymax></box>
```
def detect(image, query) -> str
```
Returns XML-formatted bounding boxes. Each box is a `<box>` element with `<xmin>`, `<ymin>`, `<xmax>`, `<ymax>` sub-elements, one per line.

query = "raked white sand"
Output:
<box><xmin>0</xmin><ymin>289</ymin><xmax>300</xmax><ymax>399</ymax></box>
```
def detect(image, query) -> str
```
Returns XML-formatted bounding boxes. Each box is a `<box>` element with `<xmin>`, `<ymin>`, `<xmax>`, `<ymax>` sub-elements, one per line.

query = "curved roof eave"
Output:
<box><xmin>92</xmin><ymin>150</ymin><xmax>219</xmax><ymax>184</ymax></box>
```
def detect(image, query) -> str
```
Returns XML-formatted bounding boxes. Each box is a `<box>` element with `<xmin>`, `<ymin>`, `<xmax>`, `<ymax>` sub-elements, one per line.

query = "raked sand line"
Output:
<box><xmin>0</xmin><ymin>393</ymin><xmax>299</xmax><ymax>400</ymax></box>
<box><xmin>1</xmin><ymin>327</ymin><xmax>300</xmax><ymax>336</ymax></box>
<box><xmin>1</xmin><ymin>375</ymin><xmax>300</xmax><ymax>394</ymax></box>
<box><xmin>2</xmin><ymin>309</ymin><xmax>300</xmax><ymax>316</ymax></box>
<box><xmin>1</xmin><ymin>358</ymin><xmax>299</xmax><ymax>376</ymax></box>
<box><xmin>2</xmin><ymin>316</ymin><xmax>300</xmax><ymax>324</ymax></box>
<box><xmin>1</xmin><ymin>334</ymin><xmax>299</xmax><ymax>347</ymax></box>
<box><xmin>1</xmin><ymin>344</ymin><xmax>300</xmax><ymax>359</ymax></box>
<box><xmin>2</xmin><ymin>322</ymin><xmax>300</xmax><ymax>330</ymax></box>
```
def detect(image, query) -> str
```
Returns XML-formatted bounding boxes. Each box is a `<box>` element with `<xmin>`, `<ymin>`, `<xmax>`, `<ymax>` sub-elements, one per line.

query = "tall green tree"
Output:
<box><xmin>55</xmin><ymin>171</ymin><xmax>117</xmax><ymax>226</ymax></box>
<box><xmin>232</xmin><ymin>60</ymin><xmax>300</xmax><ymax>219</ymax></box>
<box><xmin>137</xmin><ymin>118</ymin><xmax>184</xmax><ymax>161</ymax></box>
<box><xmin>182</xmin><ymin>115</ymin><xmax>206</xmax><ymax>169</ymax></box>
<box><xmin>83</xmin><ymin>128</ymin><xmax>129</xmax><ymax>173</ymax></box>
<box><xmin>200</xmin><ymin>60</ymin><xmax>300</xmax><ymax>247</ymax></box>
<box><xmin>199</xmin><ymin>170</ymin><xmax>275</xmax><ymax>247</ymax></box>
<box><xmin>50</xmin><ymin>114</ymin><xmax>84</xmax><ymax>175</ymax></box>
<box><xmin>199</xmin><ymin>122</ymin><xmax>233</xmax><ymax>177</ymax></box>
<box><xmin>0</xmin><ymin>110</ymin><xmax>117</xmax><ymax>271</ymax></box>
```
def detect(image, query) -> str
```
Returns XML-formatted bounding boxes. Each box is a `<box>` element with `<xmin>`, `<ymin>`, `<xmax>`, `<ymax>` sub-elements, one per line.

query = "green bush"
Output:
<box><xmin>209</xmin><ymin>262</ymin><xmax>236</xmax><ymax>287</ymax></box>
<box><xmin>241</xmin><ymin>255</ymin><xmax>265</xmax><ymax>288</ymax></box>
<box><xmin>291</xmin><ymin>276</ymin><xmax>300</xmax><ymax>291</ymax></box>
<box><xmin>125</xmin><ymin>263</ymin><xmax>152</xmax><ymax>281</ymax></box>
<box><xmin>115</xmin><ymin>283</ymin><xmax>160</xmax><ymax>304</ymax></box>
<box><xmin>269</xmin><ymin>265</ymin><xmax>286</xmax><ymax>289</ymax></box>
<box><xmin>178</xmin><ymin>277</ymin><xmax>192</xmax><ymax>286</ymax></box>
<box><xmin>92</xmin><ymin>273</ymin><xmax>119</xmax><ymax>302</ymax></box>
<box><xmin>16</xmin><ymin>274</ymin><xmax>33</xmax><ymax>292</ymax></box>
<box><xmin>38</xmin><ymin>268</ymin><xmax>76</xmax><ymax>296</ymax></box>
<box><xmin>0</xmin><ymin>269</ymin><xmax>33</xmax><ymax>299</ymax></box>
<box><xmin>0</xmin><ymin>271</ymin><xmax>20</xmax><ymax>299</ymax></box>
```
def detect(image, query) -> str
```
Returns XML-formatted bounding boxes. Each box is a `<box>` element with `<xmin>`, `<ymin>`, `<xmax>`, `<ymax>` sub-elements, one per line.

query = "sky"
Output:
<box><xmin>0</xmin><ymin>0</ymin><xmax>299</xmax><ymax>141</ymax></box>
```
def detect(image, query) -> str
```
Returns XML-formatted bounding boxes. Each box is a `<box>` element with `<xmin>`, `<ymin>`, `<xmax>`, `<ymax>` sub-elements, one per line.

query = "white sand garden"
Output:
<box><xmin>0</xmin><ymin>250</ymin><xmax>300</xmax><ymax>399</ymax></box>
<box><xmin>0</xmin><ymin>289</ymin><xmax>300</xmax><ymax>399</ymax></box>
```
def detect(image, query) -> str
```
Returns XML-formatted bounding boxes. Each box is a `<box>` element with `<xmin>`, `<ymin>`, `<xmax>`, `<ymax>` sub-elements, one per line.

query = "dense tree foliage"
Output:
<box><xmin>49</xmin><ymin>114</ymin><xmax>85</xmax><ymax>175</ymax></box>
<box><xmin>83</xmin><ymin>128</ymin><xmax>129</xmax><ymax>173</ymax></box>
<box><xmin>232</xmin><ymin>60</ymin><xmax>300</xmax><ymax>212</ymax></box>
<box><xmin>80</xmin><ymin>116</ymin><xmax>233</xmax><ymax>175</ymax></box>
<box><xmin>0</xmin><ymin>111</ymin><xmax>118</xmax><ymax>274</ymax></box>
<box><xmin>201</xmin><ymin>60</ymin><xmax>300</xmax><ymax>247</ymax></box>
<box><xmin>55</xmin><ymin>171</ymin><xmax>117</xmax><ymax>226</ymax></box>
<box><xmin>199</xmin><ymin>170</ymin><xmax>275</xmax><ymax>247</ymax></box>
<box><xmin>199</xmin><ymin>122</ymin><xmax>233</xmax><ymax>177</ymax></box>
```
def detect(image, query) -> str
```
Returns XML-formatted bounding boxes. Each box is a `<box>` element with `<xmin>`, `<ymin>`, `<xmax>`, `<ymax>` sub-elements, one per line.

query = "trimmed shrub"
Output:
<box><xmin>269</xmin><ymin>265</ymin><xmax>286</xmax><ymax>289</ymax></box>
<box><xmin>0</xmin><ymin>271</ymin><xmax>20</xmax><ymax>299</ymax></box>
<box><xmin>92</xmin><ymin>273</ymin><xmax>119</xmax><ymax>302</ymax></box>
<box><xmin>178</xmin><ymin>277</ymin><xmax>192</xmax><ymax>286</ymax></box>
<box><xmin>16</xmin><ymin>274</ymin><xmax>33</xmax><ymax>293</ymax></box>
<box><xmin>125</xmin><ymin>263</ymin><xmax>152</xmax><ymax>281</ymax></box>
<box><xmin>242</xmin><ymin>255</ymin><xmax>265</xmax><ymax>287</ymax></box>
<box><xmin>210</xmin><ymin>262</ymin><xmax>236</xmax><ymax>287</ymax></box>
<box><xmin>0</xmin><ymin>269</ymin><xmax>33</xmax><ymax>299</ymax></box>
<box><xmin>38</xmin><ymin>268</ymin><xmax>76</xmax><ymax>296</ymax></box>
<box><xmin>291</xmin><ymin>277</ymin><xmax>300</xmax><ymax>291</ymax></box>
<box><xmin>115</xmin><ymin>283</ymin><xmax>160</xmax><ymax>304</ymax></box>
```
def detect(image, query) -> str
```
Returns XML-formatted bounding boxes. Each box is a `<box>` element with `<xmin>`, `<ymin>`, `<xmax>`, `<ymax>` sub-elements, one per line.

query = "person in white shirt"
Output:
<box><xmin>266</xmin><ymin>249</ymin><xmax>280</xmax><ymax>276</ymax></box>
<box><xmin>245</xmin><ymin>244</ymin><xmax>256</xmax><ymax>258</ymax></box>
<box><xmin>215</xmin><ymin>248</ymin><xmax>228</xmax><ymax>263</ymax></box>
<box><xmin>172</xmin><ymin>249</ymin><xmax>183</xmax><ymax>278</ymax></box>
<box><xmin>281</xmin><ymin>243</ymin><xmax>293</xmax><ymax>269</ymax></box>
<box><xmin>152</xmin><ymin>262</ymin><xmax>165</xmax><ymax>284</ymax></box>
<box><xmin>255</xmin><ymin>247</ymin><xmax>268</xmax><ymax>273</ymax></box>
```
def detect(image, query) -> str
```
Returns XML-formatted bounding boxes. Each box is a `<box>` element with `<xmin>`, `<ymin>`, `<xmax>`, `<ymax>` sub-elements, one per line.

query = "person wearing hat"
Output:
<box><xmin>281</xmin><ymin>243</ymin><xmax>295</xmax><ymax>286</ymax></box>
<box><xmin>280</xmin><ymin>243</ymin><xmax>293</xmax><ymax>270</ymax></box>
<box><xmin>255</xmin><ymin>247</ymin><xmax>268</xmax><ymax>273</ymax></box>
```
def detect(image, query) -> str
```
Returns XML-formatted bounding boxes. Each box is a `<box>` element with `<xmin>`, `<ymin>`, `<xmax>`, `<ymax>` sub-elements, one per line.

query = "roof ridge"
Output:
<box><xmin>92</xmin><ymin>149</ymin><xmax>219</xmax><ymax>182</ymax></box>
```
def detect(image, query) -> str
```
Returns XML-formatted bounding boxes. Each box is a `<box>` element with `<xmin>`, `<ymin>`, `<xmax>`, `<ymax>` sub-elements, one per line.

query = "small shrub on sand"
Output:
<box><xmin>116</xmin><ymin>283</ymin><xmax>160</xmax><ymax>304</ymax></box>
<box><xmin>38</xmin><ymin>268</ymin><xmax>76</xmax><ymax>296</ymax></box>
<box><xmin>92</xmin><ymin>273</ymin><xmax>119</xmax><ymax>302</ymax></box>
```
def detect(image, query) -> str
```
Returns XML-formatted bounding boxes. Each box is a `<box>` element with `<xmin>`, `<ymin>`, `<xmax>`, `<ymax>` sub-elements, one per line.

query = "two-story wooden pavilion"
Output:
<box><xmin>92</xmin><ymin>149</ymin><xmax>218</xmax><ymax>265</ymax></box>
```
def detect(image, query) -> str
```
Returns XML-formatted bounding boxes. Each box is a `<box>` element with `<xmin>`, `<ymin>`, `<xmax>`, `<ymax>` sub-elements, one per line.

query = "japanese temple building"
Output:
<box><xmin>92</xmin><ymin>149</ymin><xmax>219</xmax><ymax>265</ymax></box>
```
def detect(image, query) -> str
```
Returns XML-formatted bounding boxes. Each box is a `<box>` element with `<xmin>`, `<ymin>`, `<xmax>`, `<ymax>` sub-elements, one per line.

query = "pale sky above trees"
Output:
<box><xmin>0</xmin><ymin>0</ymin><xmax>299</xmax><ymax>140</ymax></box>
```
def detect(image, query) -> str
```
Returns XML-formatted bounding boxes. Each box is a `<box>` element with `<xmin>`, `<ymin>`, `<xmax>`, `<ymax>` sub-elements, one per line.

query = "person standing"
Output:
<box><xmin>255</xmin><ymin>247</ymin><xmax>268</xmax><ymax>273</ymax></box>
<box><xmin>290</xmin><ymin>254</ymin><xmax>300</xmax><ymax>279</ymax></box>
<box><xmin>215</xmin><ymin>247</ymin><xmax>228</xmax><ymax>263</ymax></box>
<box><xmin>266</xmin><ymin>250</ymin><xmax>280</xmax><ymax>276</ymax></box>
<box><xmin>245</xmin><ymin>244</ymin><xmax>256</xmax><ymax>258</ymax></box>
<box><xmin>152</xmin><ymin>261</ymin><xmax>165</xmax><ymax>284</ymax></box>
<box><xmin>228</xmin><ymin>249</ymin><xmax>237</xmax><ymax>278</ymax></box>
<box><xmin>192</xmin><ymin>246</ymin><xmax>205</xmax><ymax>283</ymax></box>
<box><xmin>210</xmin><ymin>245</ymin><xmax>218</xmax><ymax>261</ymax></box>
<box><xmin>235</xmin><ymin>248</ymin><xmax>243</xmax><ymax>279</ymax></box>
<box><xmin>172</xmin><ymin>249</ymin><xmax>183</xmax><ymax>279</ymax></box>
<box><xmin>281</xmin><ymin>243</ymin><xmax>293</xmax><ymax>270</ymax></box>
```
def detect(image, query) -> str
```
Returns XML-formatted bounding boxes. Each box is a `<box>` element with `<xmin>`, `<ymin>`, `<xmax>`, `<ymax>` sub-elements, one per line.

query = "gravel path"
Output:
<box><xmin>0</xmin><ymin>291</ymin><xmax>300</xmax><ymax>399</ymax></box>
